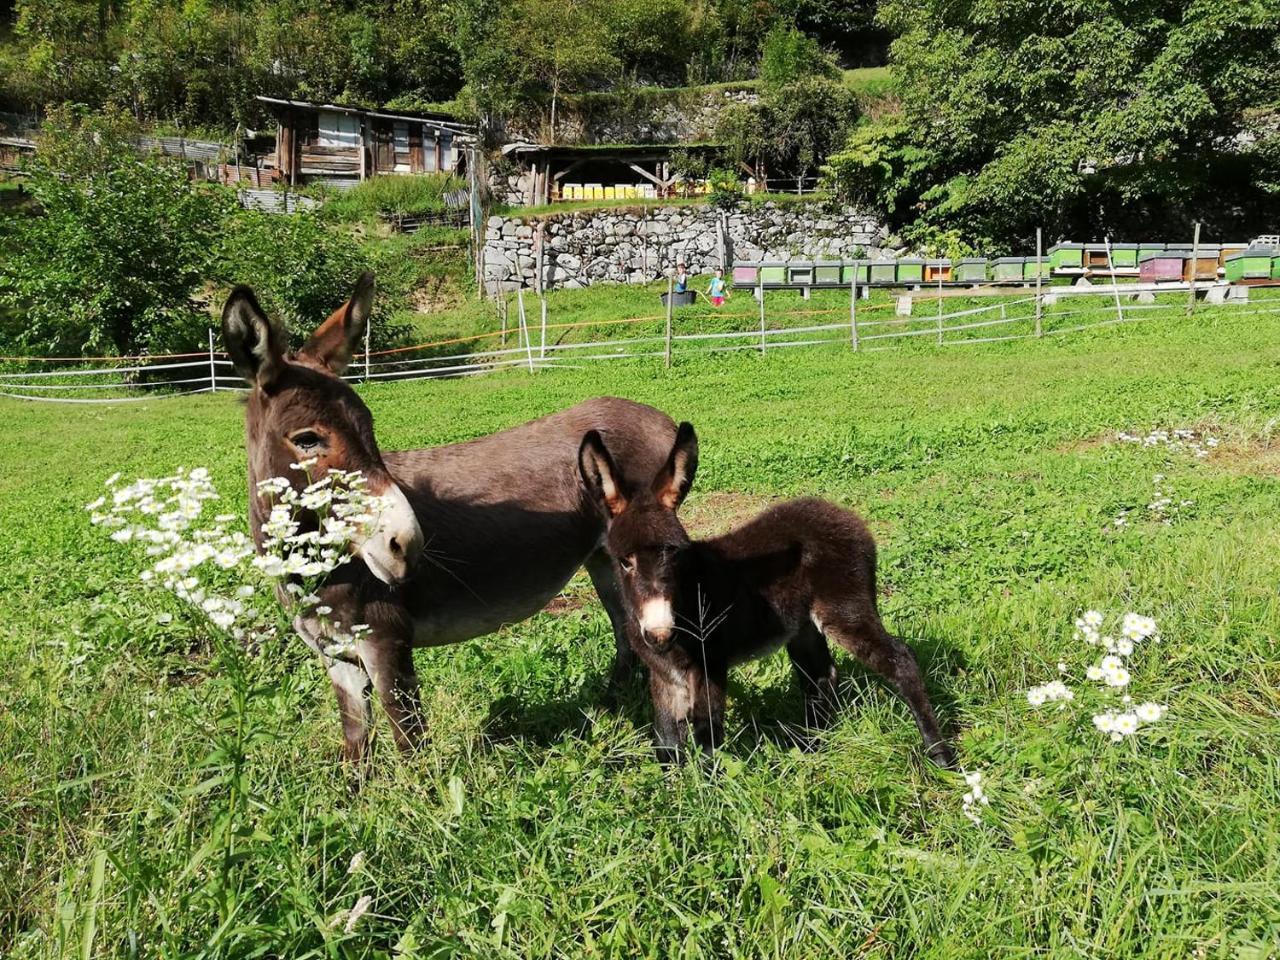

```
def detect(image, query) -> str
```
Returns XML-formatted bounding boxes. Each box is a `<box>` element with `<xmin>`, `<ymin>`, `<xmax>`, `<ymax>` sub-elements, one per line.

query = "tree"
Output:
<box><xmin>827</xmin><ymin>0</ymin><xmax>1280</xmax><ymax>247</ymax></box>
<box><xmin>0</xmin><ymin>107</ymin><xmax>232</xmax><ymax>356</ymax></box>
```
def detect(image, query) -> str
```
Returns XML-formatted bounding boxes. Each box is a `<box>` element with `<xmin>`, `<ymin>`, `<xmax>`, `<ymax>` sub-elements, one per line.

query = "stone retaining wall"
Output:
<box><xmin>482</xmin><ymin>201</ymin><xmax>887</xmax><ymax>292</ymax></box>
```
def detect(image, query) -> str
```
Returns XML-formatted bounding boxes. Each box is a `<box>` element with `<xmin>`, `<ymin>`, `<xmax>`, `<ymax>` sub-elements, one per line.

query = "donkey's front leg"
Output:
<box><xmin>360</xmin><ymin>636</ymin><xmax>425</xmax><ymax>753</ymax></box>
<box><xmin>328</xmin><ymin>659</ymin><xmax>373</xmax><ymax>763</ymax></box>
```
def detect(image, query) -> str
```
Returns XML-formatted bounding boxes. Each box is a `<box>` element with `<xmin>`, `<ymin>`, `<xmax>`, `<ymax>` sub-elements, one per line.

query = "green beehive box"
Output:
<box><xmin>844</xmin><ymin>260</ymin><xmax>870</xmax><ymax>284</ymax></box>
<box><xmin>1110</xmin><ymin>243</ymin><xmax>1140</xmax><ymax>268</ymax></box>
<box><xmin>759</xmin><ymin>262</ymin><xmax>787</xmax><ymax>285</ymax></box>
<box><xmin>1048</xmin><ymin>243</ymin><xmax>1084</xmax><ymax>271</ymax></box>
<box><xmin>1023</xmin><ymin>256</ymin><xmax>1050</xmax><ymax>280</ymax></box>
<box><xmin>896</xmin><ymin>258</ymin><xmax>925</xmax><ymax>283</ymax></box>
<box><xmin>955</xmin><ymin>257</ymin><xmax>988</xmax><ymax>282</ymax></box>
<box><xmin>1272</xmin><ymin>255</ymin><xmax>1280</xmax><ymax>280</ymax></box>
<box><xmin>868</xmin><ymin>260</ymin><xmax>897</xmax><ymax>283</ymax></box>
<box><xmin>788</xmin><ymin>262</ymin><xmax>815</xmax><ymax>285</ymax></box>
<box><xmin>992</xmin><ymin>257</ymin><xmax>1024</xmax><ymax>281</ymax></box>
<box><xmin>1224</xmin><ymin>249</ymin><xmax>1274</xmax><ymax>282</ymax></box>
<box><xmin>814</xmin><ymin>262</ymin><xmax>842</xmax><ymax>285</ymax></box>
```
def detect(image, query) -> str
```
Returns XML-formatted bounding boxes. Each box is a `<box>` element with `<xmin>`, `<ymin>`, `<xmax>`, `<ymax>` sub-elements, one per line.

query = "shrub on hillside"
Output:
<box><xmin>0</xmin><ymin>106</ymin><xmax>232</xmax><ymax>357</ymax></box>
<box><xmin>217</xmin><ymin>211</ymin><xmax>413</xmax><ymax>350</ymax></box>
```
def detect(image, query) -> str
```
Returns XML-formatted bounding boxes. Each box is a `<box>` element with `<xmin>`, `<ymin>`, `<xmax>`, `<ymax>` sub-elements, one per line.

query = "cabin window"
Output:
<box><xmin>422</xmin><ymin>128</ymin><xmax>437</xmax><ymax>172</ymax></box>
<box><xmin>317</xmin><ymin>111</ymin><xmax>360</xmax><ymax>149</ymax></box>
<box><xmin>392</xmin><ymin>121</ymin><xmax>411</xmax><ymax>174</ymax></box>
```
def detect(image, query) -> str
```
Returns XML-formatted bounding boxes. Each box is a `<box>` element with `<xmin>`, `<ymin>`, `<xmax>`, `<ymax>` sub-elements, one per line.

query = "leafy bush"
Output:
<box><xmin>707</xmin><ymin>166</ymin><xmax>743</xmax><ymax>209</ymax></box>
<box><xmin>217</xmin><ymin>210</ymin><xmax>413</xmax><ymax>350</ymax></box>
<box><xmin>758</xmin><ymin>23</ymin><xmax>837</xmax><ymax>89</ymax></box>
<box><xmin>318</xmin><ymin>173</ymin><xmax>467</xmax><ymax>222</ymax></box>
<box><xmin>0</xmin><ymin>106</ymin><xmax>232</xmax><ymax>357</ymax></box>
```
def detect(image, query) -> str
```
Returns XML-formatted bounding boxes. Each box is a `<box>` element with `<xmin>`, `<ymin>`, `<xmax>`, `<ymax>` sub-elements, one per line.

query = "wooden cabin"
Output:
<box><xmin>256</xmin><ymin>96</ymin><xmax>474</xmax><ymax>186</ymax></box>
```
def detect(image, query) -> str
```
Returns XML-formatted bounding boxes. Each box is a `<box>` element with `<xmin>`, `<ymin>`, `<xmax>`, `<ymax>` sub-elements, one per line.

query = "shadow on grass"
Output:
<box><xmin>479</xmin><ymin>631</ymin><xmax>965</xmax><ymax>762</ymax></box>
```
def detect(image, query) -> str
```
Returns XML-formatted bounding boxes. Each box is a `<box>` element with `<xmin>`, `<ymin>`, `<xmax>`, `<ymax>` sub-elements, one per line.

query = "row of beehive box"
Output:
<box><xmin>560</xmin><ymin>183</ymin><xmax>663</xmax><ymax>200</ymax></box>
<box><xmin>732</xmin><ymin>244</ymin><xmax>1280</xmax><ymax>287</ymax></box>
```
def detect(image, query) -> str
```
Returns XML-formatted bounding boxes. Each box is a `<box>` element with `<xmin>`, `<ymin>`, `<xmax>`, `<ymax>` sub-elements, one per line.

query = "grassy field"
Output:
<box><xmin>3</xmin><ymin>305</ymin><xmax>1280</xmax><ymax>957</ymax></box>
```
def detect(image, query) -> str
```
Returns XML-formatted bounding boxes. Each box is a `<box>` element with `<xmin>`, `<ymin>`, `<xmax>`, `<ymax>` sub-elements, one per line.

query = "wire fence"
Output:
<box><xmin>2</xmin><ymin>286</ymin><xmax>1278</xmax><ymax>404</ymax></box>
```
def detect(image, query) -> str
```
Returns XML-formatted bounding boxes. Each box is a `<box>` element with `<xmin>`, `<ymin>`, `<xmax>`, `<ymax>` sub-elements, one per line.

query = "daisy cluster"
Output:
<box><xmin>1030</xmin><ymin>610</ymin><xmax>1168</xmax><ymax>743</ymax></box>
<box><xmin>88</xmin><ymin>461</ymin><xmax>386</xmax><ymax>645</ymax></box>
<box><xmin>1116</xmin><ymin>427</ymin><xmax>1220</xmax><ymax>459</ymax></box>
<box><xmin>1114</xmin><ymin>474</ymin><xmax>1193</xmax><ymax>529</ymax></box>
<box><xmin>961</xmin><ymin>770</ymin><xmax>989</xmax><ymax>825</ymax></box>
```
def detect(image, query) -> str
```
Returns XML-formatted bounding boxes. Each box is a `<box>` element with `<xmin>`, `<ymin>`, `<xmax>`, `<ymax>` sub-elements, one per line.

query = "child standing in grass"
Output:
<box><xmin>674</xmin><ymin>261</ymin><xmax>689</xmax><ymax>294</ymax></box>
<box><xmin>706</xmin><ymin>267</ymin><xmax>728</xmax><ymax>307</ymax></box>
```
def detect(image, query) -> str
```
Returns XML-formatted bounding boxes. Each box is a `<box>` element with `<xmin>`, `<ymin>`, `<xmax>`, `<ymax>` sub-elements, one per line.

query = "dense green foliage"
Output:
<box><xmin>3</xmin><ymin>305</ymin><xmax>1280</xmax><ymax>954</ymax></box>
<box><xmin>0</xmin><ymin>107</ymin><xmax>231</xmax><ymax>356</ymax></box>
<box><xmin>826</xmin><ymin>0</ymin><xmax>1280</xmax><ymax>250</ymax></box>
<box><xmin>0</xmin><ymin>0</ymin><xmax>874</xmax><ymax>133</ymax></box>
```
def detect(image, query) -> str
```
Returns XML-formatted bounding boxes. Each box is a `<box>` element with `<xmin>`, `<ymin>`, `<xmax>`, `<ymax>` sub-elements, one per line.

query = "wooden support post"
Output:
<box><xmin>1187</xmin><ymin>221</ymin><xmax>1200</xmax><ymax>317</ymax></box>
<box><xmin>540</xmin><ymin>296</ymin><xmax>547</xmax><ymax>360</ymax></box>
<box><xmin>1105</xmin><ymin>237</ymin><xmax>1125</xmax><ymax>326</ymax></box>
<box><xmin>517</xmin><ymin>287</ymin><xmax>534</xmax><ymax>371</ymax></box>
<box><xmin>364</xmin><ymin>311</ymin><xmax>371</xmax><ymax>382</ymax></box>
<box><xmin>850</xmin><ymin>277</ymin><xmax>859</xmax><ymax>351</ymax></box>
<box><xmin>665</xmin><ymin>274</ymin><xmax>674</xmax><ymax>368</ymax></box>
<box><xmin>1035</xmin><ymin>227</ymin><xmax>1044</xmax><ymax>337</ymax></box>
<box><xmin>758</xmin><ymin>277</ymin><xmax>766</xmax><ymax>353</ymax></box>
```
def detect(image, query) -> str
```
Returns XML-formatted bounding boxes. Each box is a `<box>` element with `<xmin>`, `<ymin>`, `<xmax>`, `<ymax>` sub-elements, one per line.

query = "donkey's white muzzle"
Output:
<box><xmin>355</xmin><ymin>482</ymin><xmax>423</xmax><ymax>584</ymax></box>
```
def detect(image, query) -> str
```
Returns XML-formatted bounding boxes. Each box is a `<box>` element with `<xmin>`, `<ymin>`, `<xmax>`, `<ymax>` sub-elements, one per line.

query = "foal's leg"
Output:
<box><xmin>649</xmin><ymin>670</ymin><xmax>691</xmax><ymax>764</ymax></box>
<box><xmin>360</xmin><ymin>638</ymin><xmax>425</xmax><ymax>754</ymax></box>
<box><xmin>687</xmin><ymin>663</ymin><xmax>728</xmax><ymax>755</ymax></box>
<box><xmin>786</xmin><ymin>625</ymin><xmax>839</xmax><ymax>729</ymax></box>
<box><xmin>817</xmin><ymin>604</ymin><xmax>955</xmax><ymax>768</ymax></box>
<box><xmin>585</xmin><ymin>549</ymin><xmax>640</xmax><ymax>703</ymax></box>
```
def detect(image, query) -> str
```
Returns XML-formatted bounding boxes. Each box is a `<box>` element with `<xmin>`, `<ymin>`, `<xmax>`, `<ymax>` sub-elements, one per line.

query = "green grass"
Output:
<box><xmin>4</xmin><ymin>304</ymin><xmax>1280</xmax><ymax>956</ymax></box>
<box><xmin>317</xmin><ymin>173</ymin><xmax>467</xmax><ymax>223</ymax></box>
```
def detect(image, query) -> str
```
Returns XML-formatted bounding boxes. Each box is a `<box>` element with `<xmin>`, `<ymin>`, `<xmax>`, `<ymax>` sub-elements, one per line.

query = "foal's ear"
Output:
<box><xmin>653</xmin><ymin>421</ymin><xmax>698</xmax><ymax>510</ymax></box>
<box><xmin>222</xmin><ymin>285</ymin><xmax>286</xmax><ymax>388</ymax></box>
<box><xmin>579</xmin><ymin>430</ymin><xmax>628</xmax><ymax>518</ymax></box>
<box><xmin>298</xmin><ymin>271</ymin><xmax>375</xmax><ymax>375</ymax></box>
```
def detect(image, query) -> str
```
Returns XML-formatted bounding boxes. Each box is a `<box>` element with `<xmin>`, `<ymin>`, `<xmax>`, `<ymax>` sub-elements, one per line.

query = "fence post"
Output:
<box><xmin>758</xmin><ymin>276</ymin><xmax>766</xmax><ymax>353</ymax></box>
<box><xmin>665</xmin><ymin>274</ymin><xmax>674</xmax><ymax>368</ymax></box>
<box><xmin>1187</xmin><ymin>221</ymin><xmax>1200</xmax><ymax>317</ymax></box>
<box><xmin>364</xmin><ymin>310</ymin><xmax>371</xmax><ymax>382</ymax></box>
<box><xmin>517</xmin><ymin>287</ymin><xmax>535</xmax><ymax>372</ymax></box>
<box><xmin>850</xmin><ymin>276</ymin><xmax>859</xmax><ymax>351</ymax></box>
<box><xmin>207</xmin><ymin>328</ymin><xmax>217</xmax><ymax>393</ymax></box>
<box><xmin>1105</xmin><ymin>237</ymin><xmax>1125</xmax><ymax>326</ymax></box>
<box><xmin>936</xmin><ymin>264</ymin><xmax>944</xmax><ymax>345</ymax></box>
<box><xmin>540</xmin><ymin>295</ymin><xmax>547</xmax><ymax>360</ymax></box>
<box><xmin>1034</xmin><ymin>227</ymin><xmax>1044</xmax><ymax>338</ymax></box>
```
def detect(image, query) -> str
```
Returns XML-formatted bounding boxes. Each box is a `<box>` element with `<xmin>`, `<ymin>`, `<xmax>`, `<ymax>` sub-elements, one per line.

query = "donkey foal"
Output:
<box><xmin>579</xmin><ymin>422</ymin><xmax>955</xmax><ymax>769</ymax></box>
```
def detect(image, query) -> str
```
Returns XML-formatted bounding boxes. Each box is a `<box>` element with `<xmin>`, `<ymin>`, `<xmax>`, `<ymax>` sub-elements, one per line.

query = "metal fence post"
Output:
<box><xmin>665</xmin><ymin>274</ymin><xmax>674</xmax><ymax>368</ymax></box>
<box><xmin>540</xmin><ymin>295</ymin><xmax>547</xmax><ymax>360</ymax></box>
<box><xmin>207</xmin><ymin>328</ymin><xmax>217</xmax><ymax>393</ymax></box>
<box><xmin>850</xmin><ymin>276</ymin><xmax>859</xmax><ymax>351</ymax></box>
<box><xmin>758</xmin><ymin>276</ymin><xmax>766</xmax><ymax>353</ymax></box>
<box><xmin>364</xmin><ymin>312</ymin><xmax>371</xmax><ymax>382</ymax></box>
<box><xmin>1035</xmin><ymin>227</ymin><xmax>1044</xmax><ymax>337</ymax></box>
<box><xmin>1187</xmin><ymin>221</ymin><xmax>1200</xmax><ymax>317</ymax></box>
<box><xmin>936</xmin><ymin>265</ymin><xmax>944</xmax><ymax>345</ymax></box>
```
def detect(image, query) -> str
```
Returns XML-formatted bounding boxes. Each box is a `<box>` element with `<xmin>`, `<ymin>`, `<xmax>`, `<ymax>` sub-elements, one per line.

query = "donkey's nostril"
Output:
<box><xmin>389</xmin><ymin>536</ymin><xmax>403</xmax><ymax>556</ymax></box>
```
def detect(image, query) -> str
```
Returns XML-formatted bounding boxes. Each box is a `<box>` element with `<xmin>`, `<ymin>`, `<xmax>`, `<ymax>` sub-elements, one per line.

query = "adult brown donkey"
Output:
<box><xmin>221</xmin><ymin>272</ymin><xmax>676</xmax><ymax>761</ymax></box>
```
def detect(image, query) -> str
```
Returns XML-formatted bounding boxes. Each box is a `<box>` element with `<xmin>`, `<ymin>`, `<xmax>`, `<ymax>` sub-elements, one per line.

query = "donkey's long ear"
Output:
<box><xmin>652</xmin><ymin>422</ymin><xmax>698</xmax><ymax>510</ymax></box>
<box><xmin>222</xmin><ymin>285</ymin><xmax>286</xmax><ymax>388</ymax></box>
<box><xmin>579</xmin><ymin>430</ymin><xmax>628</xmax><ymax>518</ymax></box>
<box><xmin>298</xmin><ymin>271</ymin><xmax>375</xmax><ymax>375</ymax></box>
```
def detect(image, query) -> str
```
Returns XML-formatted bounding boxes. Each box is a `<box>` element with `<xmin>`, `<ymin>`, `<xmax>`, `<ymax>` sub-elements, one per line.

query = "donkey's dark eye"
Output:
<box><xmin>289</xmin><ymin>430</ymin><xmax>324</xmax><ymax>450</ymax></box>
<box><xmin>619</xmin><ymin>556</ymin><xmax>635</xmax><ymax>574</ymax></box>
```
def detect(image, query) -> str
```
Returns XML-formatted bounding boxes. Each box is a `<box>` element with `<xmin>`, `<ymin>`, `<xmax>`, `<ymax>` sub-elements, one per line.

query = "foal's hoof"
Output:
<box><xmin>927</xmin><ymin>742</ymin><xmax>957</xmax><ymax>770</ymax></box>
